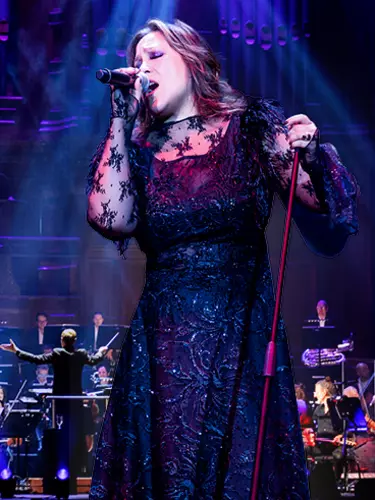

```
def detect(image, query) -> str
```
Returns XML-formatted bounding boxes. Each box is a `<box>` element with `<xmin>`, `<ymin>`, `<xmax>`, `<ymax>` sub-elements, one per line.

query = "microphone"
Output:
<box><xmin>96</xmin><ymin>68</ymin><xmax>150</xmax><ymax>93</ymax></box>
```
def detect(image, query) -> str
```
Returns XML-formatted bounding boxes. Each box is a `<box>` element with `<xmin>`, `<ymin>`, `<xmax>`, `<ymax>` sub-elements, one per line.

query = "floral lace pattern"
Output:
<box><xmin>88</xmin><ymin>97</ymin><xmax>359</xmax><ymax>499</ymax></box>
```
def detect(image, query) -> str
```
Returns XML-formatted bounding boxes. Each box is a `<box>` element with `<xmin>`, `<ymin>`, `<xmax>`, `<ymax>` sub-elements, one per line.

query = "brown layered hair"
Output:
<box><xmin>295</xmin><ymin>383</ymin><xmax>307</xmax><ymax>401</ymax></box>
<box><xmin>127</xmin><ymin>19</ymin><xmax>247</xmax><ymax>136</ymax></box>
<box><xmin>315</xmin><ymin>377</ymin><xmax>336</xmax><ymax>398</ymax></box>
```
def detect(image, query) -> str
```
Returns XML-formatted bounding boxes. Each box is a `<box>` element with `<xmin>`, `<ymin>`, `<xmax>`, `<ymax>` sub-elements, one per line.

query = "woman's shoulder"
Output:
<box><xmin>240</xmin><ymin>96</ymin><xmax>285</xmax><ymax>125</ymax></box>
<box><xmin>236</xmin><ymin>96</ymin><xmax>286</xmax><ymax>143</ymax></box>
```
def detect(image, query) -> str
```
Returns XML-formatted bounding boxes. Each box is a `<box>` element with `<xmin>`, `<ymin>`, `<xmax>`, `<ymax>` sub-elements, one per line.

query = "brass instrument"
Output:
<box><xmin>301</xmin><ymin>337</ymin><xmax>354</xmax><ymax>368</ymax></box>
<box><xmin>302</xmin><ymin>348</ymin><xmax>345</xmax><ymax>367</ymax></box>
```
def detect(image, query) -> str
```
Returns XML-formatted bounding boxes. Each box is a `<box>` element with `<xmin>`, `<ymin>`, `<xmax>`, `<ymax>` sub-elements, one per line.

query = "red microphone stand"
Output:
<box><xmin>250</xmin><ymin>148</ymin><xmax>301</xmax><ymax>500</ymax></box>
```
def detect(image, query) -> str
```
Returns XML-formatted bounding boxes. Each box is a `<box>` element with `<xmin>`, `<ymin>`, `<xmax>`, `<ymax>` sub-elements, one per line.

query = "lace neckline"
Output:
<box><xmin>155</xmin><ymin>115</ymin><xmax>203</xmax><ymax>129</ymax></box>
<box><xmin>148</xmin><ymin>114</ymin><xmax>235</xmax><ymax>164</ymax></box>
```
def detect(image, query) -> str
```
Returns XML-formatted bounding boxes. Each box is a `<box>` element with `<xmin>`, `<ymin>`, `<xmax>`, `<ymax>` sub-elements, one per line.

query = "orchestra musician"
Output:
<box><xmin>0</xmin><ymin>386</ymin><xmax>7</xmax><ymax>420</ymax></box>
<box><xmin>295</xmin><ymin>383</ymin><xmax>313</xmax><ymax>429</ymax></box>
<box><xmin>33</xmin><ymin>364</ymin><xmax>53</xmax><ymax>387</ymax></box>
<box><xmin>26</xmin><ymin>312</ymin><xmax>49</xmax><ymax>352</ymax></box>
<box><xmin>0</xmin><ymin>385</ymin><xmax>16</xmax><ymax>470</ymax></box>
<box><xmin>30</xmin><ymin>365</ymin><xmax>53</xmax><ymax>451</ymax></box>
<box><xmin>355</xmin><ymin>362</ymin><xmax>374</xmax><ymax>419</ymax></box>
<box><xmin>303</xmin><ymin>379</ymin><xmax>362</xmax><ymax>487</ymax></box>
<box><xmin>310</xmin><ymin>377</ymin><xmax>342</xmax><ymax>448</ymax></box>
<box><xmin>82</xmin><ymin>312</ymin><xmax>115</xmax><ymax>369</ymax></box>
<box><xmin>92</xmin><ymin>365</ymin><xmax>112</xmax><ymax>388</ymax></box>
<box><xmin>315</xmin><ymin>300</ymin><xmax>330</xmax><ymax>327</ymax></box>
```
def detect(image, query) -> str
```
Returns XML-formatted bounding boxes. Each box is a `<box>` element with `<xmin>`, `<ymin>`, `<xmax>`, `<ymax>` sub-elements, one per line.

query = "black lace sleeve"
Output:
<box><xmin>242</xmin><ymin>98</ymin><xmax>359</xmax><ymax>254</ymax></box>
<box><xmin>87</xmin><ymin>129</ymin><xmax>150</xmax><ymax>258</ymax></box>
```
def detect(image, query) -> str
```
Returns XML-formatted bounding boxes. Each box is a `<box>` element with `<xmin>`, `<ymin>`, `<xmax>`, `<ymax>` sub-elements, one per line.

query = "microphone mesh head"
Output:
<box><xmin>139</xmin><ymin>73</ymin><xmax>150</xmax><ymax>93</ymax></box>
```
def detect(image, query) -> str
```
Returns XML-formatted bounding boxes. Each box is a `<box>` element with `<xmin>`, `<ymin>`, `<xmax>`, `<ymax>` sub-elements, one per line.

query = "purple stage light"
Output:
<box><xmin>57</xmin><ymin>468</ymin><xmax>69</xmax><ymax>480</ymax></box>
<box><xmin>0</xmin><ymin>468</ymin><xmax>12</xmax><ymax>480</ymax></box>
<box><xmin>245</xmin><ymin>21</ymin><xmax>256</xmax><ymax>46</ymax></box>
<box><xmin>219</xmin><ymin>19</ymin><xmax>227</xmax><ymax>35</ymax></box>
<box><xmin>50</xmin><ymin>314</ymin><xmax>76</xmax><ymax>318</ymax></box>
<box><xmin>96</xmin><ymin>28</ymin><xmax>108</xmax><ymax>56</ymax></box>
<box><xmin>230</xmin><ymin>18</ymin><xmax>240</xmax><ymax>39</ymax></box>
<box><xmin>38</xmin><ymin>264</ymin><xmax>77</xmax><ymax>271</ymax></box>
<box><xmin>81</xmin><ymin>33</ymin><xmax>89</xmax><ymax>49</ymax></box>
<box><xmin>0</xmin><ymin>19</ymin><xmax>9</xmax><ymax>42</ymax></box>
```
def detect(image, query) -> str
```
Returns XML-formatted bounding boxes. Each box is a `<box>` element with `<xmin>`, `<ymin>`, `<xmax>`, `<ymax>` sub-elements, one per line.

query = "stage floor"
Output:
<box><xmin>4</xmin><ymin>495</ymin><xmax>356</xmax><ymax>499</ymax></box>
<box><xmin>11</xmin><ymin>496</ymin><xmax>89</xmax><ymax>499</ymax></box>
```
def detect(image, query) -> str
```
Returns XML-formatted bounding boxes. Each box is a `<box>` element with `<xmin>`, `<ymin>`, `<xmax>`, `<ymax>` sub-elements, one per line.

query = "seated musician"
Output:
<box><xmin>33</xmin><ymin>364</ymin><xmax>53</xmax><ymax>387</ymax></box>
<box><xmin>30</xmin><ymin>365</ymin><xmax>53</xmax><ymax>451</ymax></box>
<box><xmin>310</xmin><ymin>377</ymin><xmax>342</xmax><ymax>450</ymax></box>
<box><xmin>0</xmin><ymin>385</ymin><xmax>7</xmax><ymax>419</ymax></box>
<box><xmin>295</xmin><ymin>383</ymin><xmax>313</xmax><ymax>429</ymax></box>
<box><xmin>93</xmin><ymin>364</ymin><xmax>111</xmax><ymax>388</ymax></box>
<box><xmin>0</xmin><ymin>385</ymin><xmax>16</xmax><ymax>470</ymax></box>
<box><xmin>355</xmin><ymin>362</ymin><xmax>374</xmax><ymax>419</ymax></box>
<box><xmin>331</xmin><ymin>386</ymin><xmax>366</xmax><ymax>483</ymax></box>
<box><xmin>304</xmin><ymin>378</ymin><xmax>358</xmax><ymax>485</ymax></box>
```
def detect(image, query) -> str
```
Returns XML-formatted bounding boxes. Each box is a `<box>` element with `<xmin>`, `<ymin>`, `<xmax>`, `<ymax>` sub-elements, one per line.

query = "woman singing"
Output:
<box><xmin>87</xmin><ymin>19</ymin><xmax>359</xmax><ymax>499</ymax></box>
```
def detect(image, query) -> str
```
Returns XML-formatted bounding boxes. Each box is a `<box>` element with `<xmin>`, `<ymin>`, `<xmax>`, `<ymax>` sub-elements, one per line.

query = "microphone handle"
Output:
<box><xmin>96</xmin><ymin>69</ymin><xmax>133</xmax><ymax>85</ymax></box>
<box><xmin>96</xmin><ymin>68</ymin><xmax>149</xmax><ymax>92</ymax></box>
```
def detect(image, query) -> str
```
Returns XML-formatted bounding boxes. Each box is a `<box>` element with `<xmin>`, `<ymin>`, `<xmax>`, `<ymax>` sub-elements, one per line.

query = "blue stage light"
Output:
<box><xmin>0</xmin><ymin>468</ymin><xmax>16</xmax><ymax>497</ymax></box>
<box><xmin>0</xmin><ymin>468</ymin><xmax>12</xmax><ymax>480</ymax></box>
<box><xmin>56</xmin><ymin>468</ymin><xmax>69</xmax><ymax>481</ymax></box>
<box><xmin>54</xmin><ymin>468</ymin><xmax>70</xmax><ymax>499</ymax></box>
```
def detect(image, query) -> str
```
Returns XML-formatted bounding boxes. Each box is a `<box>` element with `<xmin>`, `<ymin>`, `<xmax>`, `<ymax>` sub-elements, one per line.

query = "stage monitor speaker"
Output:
<box><xmin>355</xmin><ymin>479</ymin><xmax>375</xmax><ymax>499</ymax></box>
<box><xmin>42</xmin><ymin>429</ymin><xmax>77</xmax><ymax>495</ymax></box>
<box><xmin>308</xmin><ymin>461</ymin><xmax>340</xmax><ymax>500</ymax></box>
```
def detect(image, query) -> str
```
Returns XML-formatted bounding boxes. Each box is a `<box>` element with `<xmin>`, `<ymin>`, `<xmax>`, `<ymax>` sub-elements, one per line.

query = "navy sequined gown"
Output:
<box><xmin>88</xmin><ymin>99</ymin><xmax>358</xmax><ymax>499</ymax></box>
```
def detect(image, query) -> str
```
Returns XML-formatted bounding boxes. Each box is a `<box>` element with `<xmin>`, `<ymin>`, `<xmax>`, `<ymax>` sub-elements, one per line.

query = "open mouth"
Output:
<box><xmin>146</xmin><ymin>81</ymin><xmax>159</xmax><ymax>96</ymax></box>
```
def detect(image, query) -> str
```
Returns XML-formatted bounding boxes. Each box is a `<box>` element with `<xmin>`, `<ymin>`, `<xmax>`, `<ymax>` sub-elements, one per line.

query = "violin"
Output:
<box><xmin>302</xmin><ymin>428</ymin><xmax>357</xmax><ymax>448</ymax></box>
<box><xmin>6</xmin><ymin>437</ymin><xmax>23</xmax><ymax>447</ymax></box>
<box><xmin>358</xmin><ymin>385</ymin><xmax>375</xmax><ymax>434</ymax></box>
<box><xmin>364</xmin><ymin>413</ymin><xmax>375</xmax><ymax>433</ymax></box>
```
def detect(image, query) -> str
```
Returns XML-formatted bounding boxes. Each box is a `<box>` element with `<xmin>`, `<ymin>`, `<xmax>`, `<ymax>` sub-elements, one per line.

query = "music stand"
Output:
<box><xmin>1</xmin><ymin>409</ymin><xmax>43</xmax><ymax>485</ymax></box>
<box><xmin>42</xmin><ymin>325</ymin><xmax>64</xmax><ymax>348</ymax></box>
<box><xmin>335</xmin><ymin>397</ymin><xmax>363</xmax><ymax>492</ymax></box>
<box><xmin>0</xmin><ymin>327</ymin><xmax>22</xmax><ymax>345</ymax></box>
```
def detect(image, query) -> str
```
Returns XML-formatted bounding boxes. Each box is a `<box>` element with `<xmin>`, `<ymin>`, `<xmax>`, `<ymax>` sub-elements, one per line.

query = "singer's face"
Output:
<box><xmin>134</xmin><ymin>32</ymin><xmax>193</xmax><ymax>120</ymax></box>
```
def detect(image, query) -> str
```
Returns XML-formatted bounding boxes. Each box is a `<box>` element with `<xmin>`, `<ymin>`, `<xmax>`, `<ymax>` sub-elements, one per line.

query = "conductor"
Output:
<box><xmin>0</xmin><ymin>328</ymin><xmax>109</xmax><ymax>477</ymax></box>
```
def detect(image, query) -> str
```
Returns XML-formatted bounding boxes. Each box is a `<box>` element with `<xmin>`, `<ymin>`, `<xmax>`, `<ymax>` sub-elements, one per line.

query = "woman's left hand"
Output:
<box><xmin>285</xmin><ymin>114</ymin><xmax>317</xmax><ymax>150</ymax></box>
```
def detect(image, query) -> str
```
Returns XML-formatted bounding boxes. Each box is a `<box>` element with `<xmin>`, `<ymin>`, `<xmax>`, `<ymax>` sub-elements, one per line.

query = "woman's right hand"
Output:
<box><xmin>110</xmin><ymin>67</ymin><xmax>143</xmax><ymax>122</ymax></box>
